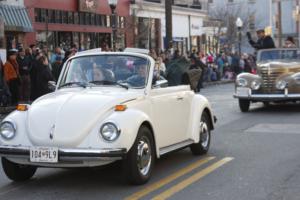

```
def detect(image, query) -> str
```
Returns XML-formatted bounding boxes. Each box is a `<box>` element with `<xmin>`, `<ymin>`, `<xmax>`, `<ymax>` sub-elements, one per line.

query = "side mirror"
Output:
<box><xmin>48</xmin><ymin>81</ymin><xmax>57</xmax><ymax>92</ymax></box>
<box><xmin>153</xmin><ymin>79</ymin><xmax>168</xmax><ymax>88</ymax></box>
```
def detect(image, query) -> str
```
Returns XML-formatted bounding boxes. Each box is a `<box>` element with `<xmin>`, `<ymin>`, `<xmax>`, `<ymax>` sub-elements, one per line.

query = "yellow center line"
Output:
<box><xmin>151</xmin><ymin>157</ymin><xmax>234</xmax><ymax>200</ymax></box>
<box><xmin>124</xmin><ymin>156</ymin><xmax>215</xmax><ymax>200</ymax></box>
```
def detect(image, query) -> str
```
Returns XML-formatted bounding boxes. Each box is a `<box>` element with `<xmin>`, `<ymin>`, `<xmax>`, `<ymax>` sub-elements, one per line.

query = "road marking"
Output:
<box><xmin>152</xmin><ymin>157</ymin><xmax>234</xmax><ymax>200</ymax></box>
<box><xmin>124</xmin><ymin>156</ymin><xmax>215</xmax><ymax>200</ymax></box>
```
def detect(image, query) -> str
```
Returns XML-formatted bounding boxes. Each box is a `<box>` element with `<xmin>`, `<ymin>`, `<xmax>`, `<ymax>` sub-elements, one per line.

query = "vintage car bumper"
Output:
<box><xmin>234</xmin><ymin>87</ymin><xmax>300</xmax><ymax>101</ymax></box>
<box><xmin>0</xmin><ymin>145</ymin><xmax>127</xmax><ymax>162</ymax></box>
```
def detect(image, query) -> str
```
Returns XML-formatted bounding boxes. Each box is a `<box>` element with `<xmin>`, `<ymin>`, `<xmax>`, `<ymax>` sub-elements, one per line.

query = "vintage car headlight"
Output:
<box><xmin>0</xmin><ymin>121</ymin><xmax>16</xmax><ymax>140</ymax></box>
<box><xmin>236</xmin><ymin>78</ymin><xmax>248</xmax><ymax>87</ymax></box>
<box><xmin>276</xmin><ymin>80</ymin><xmax>287</xmax><ymax>90</ymax></box>
<box><xmin>251</xmin><ymin>80</ymin><xmax>261</xmax><ymax>90</ymax></box>
<box><xmin>100</xmin><ymin>122</ymin><xmax>121</xmax><ymax>142</ymax></box>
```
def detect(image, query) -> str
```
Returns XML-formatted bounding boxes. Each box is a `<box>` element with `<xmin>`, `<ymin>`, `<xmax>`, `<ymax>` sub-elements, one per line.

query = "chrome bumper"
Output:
<box><xmin>234</xmin><ymin>88</ymin><xmax>300</xmax><ymax>101</ymax></box>
<box><xmin>0</xmin><ymin>145</ymin><xmax>127</xmax><ymax>162</ymax></box>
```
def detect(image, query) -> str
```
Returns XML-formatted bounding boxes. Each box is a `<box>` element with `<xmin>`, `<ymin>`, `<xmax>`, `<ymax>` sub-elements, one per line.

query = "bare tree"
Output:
<box><xmin>208</xmin><ymin>2</ymin><xmax>257</xmax><ymax>52</ymax></box>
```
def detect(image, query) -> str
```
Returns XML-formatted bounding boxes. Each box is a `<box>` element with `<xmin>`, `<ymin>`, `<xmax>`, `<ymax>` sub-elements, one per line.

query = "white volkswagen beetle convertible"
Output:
<box><xmin>0</xmin><ymin>50</ymin><xmax>216</xmax><ymax>185</ymax></box>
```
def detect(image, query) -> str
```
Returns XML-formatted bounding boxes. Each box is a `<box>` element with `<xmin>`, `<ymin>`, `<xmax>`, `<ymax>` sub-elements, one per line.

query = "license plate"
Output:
<box><xmin>30</xmin><ymin>147</ymin><xmax>58</xmax><ymax>163</ymax></box>
<box><xmin>236</xmin><ymin>87</ymin><xmax>250</xmax><ymax>97</ymax></box>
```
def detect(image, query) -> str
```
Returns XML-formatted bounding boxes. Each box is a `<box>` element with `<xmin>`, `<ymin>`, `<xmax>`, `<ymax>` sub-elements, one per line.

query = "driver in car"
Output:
<box><xmin>126</xmin><ymin>62</ymin><xmax>147</xmax><ymax>87</ymax></box>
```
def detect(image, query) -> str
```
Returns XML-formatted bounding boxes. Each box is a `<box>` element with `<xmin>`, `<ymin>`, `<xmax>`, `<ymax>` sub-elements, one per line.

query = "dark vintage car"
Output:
<box><xmin>234</xmin><ymin>48</ymin><xmax>300</xmax><ymax>112</ymax></box>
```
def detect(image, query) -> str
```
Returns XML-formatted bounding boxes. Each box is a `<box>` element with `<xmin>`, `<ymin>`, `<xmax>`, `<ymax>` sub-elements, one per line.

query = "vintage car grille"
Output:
<box><xmin>258</xmin><ymin>66</ymin><xmax>285</xmax><ymax>93</ymax></box>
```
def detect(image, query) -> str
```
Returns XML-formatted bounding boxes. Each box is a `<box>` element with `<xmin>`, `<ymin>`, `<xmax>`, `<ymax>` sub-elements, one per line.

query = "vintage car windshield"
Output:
<box><xmin>59</xmin><ymin>55</ymin><xmax>150</xmax><ymax>89</ymax></box>
<box><xmin>258</xmin><ymin>49</ymin><xmax>300</xmax><ymax>62</ymax></box>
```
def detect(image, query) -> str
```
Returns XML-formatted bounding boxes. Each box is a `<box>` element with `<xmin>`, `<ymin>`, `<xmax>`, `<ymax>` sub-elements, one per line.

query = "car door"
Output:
<box><xmin>149</xmin><ymin>86</ymin><xmax>191</xmax><ymax>148</ymax></box>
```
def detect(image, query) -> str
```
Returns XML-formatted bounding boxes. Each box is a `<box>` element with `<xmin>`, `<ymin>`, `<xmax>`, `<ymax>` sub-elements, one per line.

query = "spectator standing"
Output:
<box><xmin>35</xmin><ymin>55</ymin><xmax>54</xmax><ymax>98</ymax></box>
<box><xmin>3</xmin><ymin>49</ymin><xmax>20</xmax><ymax>105</ymax></box>
<box><xmin>0</xmin><ymin>57</ymin><xmax>11</xmax><ymax>106</ymax></box>
<box><xmin>52</xmin><ymin>55</ymin><xmax>63</xmax><ymax>81</ymax></box>
<box><xmin>50</xmin><ymin>47</ymin><xmax>62</xmax><ymax>64</ymax></box>
<box><xmin>17</xmin><ymin>48</ymin><xmax>31</xmax><ymax>102</ymax></box>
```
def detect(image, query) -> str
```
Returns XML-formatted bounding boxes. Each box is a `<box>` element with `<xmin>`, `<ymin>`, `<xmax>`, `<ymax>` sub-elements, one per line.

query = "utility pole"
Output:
<box><xmin>277</xmin><ymin>1</ymin><xmax>282</xmax><ymax>47</ymax></box>
<box><xmin>165</xmin><ymin>0</ymin><xmax>172</xmax><ymax>50</ymax></box>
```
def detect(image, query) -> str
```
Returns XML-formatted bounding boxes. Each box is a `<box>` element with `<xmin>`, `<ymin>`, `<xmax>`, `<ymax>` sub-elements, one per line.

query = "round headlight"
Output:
<box><xmin>251</xmin><ymin>80</ymin><xmax>261</xmax><ymax>90</ymax></box>
<box><xmin>100</xmin><ymin>122</ymin><xmax>120</xmax><ymax>142</ymax></box>
<box><xmin>237</xmin><ymin>78</ymin><xmax>248</xmax><ymax>87</ymax></box>
<box><xmin>276</xmin><ymin>80</ymin><xmax>287</xmax><ymax>90</ymax></box>
<box><xmin>0</xmin><ymin>121</ymin><xmax>16</xmax><ymax>140</ymax></box>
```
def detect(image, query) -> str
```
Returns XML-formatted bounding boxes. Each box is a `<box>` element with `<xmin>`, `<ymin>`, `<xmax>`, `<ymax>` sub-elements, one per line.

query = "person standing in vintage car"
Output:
<box><xmin>247</xmin><ymin>29</ymin><xmax>276</xmax><ymax>51</ymax></box>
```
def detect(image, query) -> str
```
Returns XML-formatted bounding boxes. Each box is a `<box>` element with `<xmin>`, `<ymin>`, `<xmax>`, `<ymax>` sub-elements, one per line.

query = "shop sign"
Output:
<box><xmin>78</xmin><ymin>0</ymin><xmax>98</xmax><ymax>13</ymax></box>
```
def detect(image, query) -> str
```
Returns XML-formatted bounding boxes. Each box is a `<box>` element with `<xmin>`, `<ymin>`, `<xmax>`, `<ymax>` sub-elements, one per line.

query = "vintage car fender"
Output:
<box><xmin>188</xmin><ymin>94</ymin><xmax>215</xmax><ymax>143</ymax></box>
<box><xmin>236</xmin><ymin>73</ymin><xmax>262</xmax><ymax>88</ymax></box>
<box><xmin>96</xmin><ymin>108</ymin><xmax>158</xmax><ymax>156</ymax></box>
<box><xmin>0</xmin><ymin>110</ymin><xmax>33</xmax><ymax>146</ymax></box>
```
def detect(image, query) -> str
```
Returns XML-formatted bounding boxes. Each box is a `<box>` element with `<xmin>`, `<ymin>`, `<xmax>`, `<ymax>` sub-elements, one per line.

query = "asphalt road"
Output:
<box><xmin>1</xmin><ymin>83</ymin><xmax>300</xmax><ymax>200</ymax></box>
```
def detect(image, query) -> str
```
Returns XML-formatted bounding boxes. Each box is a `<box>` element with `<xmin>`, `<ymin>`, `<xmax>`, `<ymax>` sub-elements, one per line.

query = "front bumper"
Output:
<box><xmin>234</xmin><ymin>88</ymin><xmax>300</xmax><ymax>101</ymax></box>
<box><xmin>0</xmin><ymin>145</ymin><xmax>127</xmax><ymax>162</ymax></box>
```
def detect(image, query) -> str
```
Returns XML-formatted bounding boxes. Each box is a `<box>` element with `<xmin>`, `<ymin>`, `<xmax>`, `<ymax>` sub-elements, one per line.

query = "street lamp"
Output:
<box><xmin>236</xmin><ymin>17</ymin><xmax>243</xmax><ymax>57</ymax></box>
<box><xmin>108</xmin><ymin>0</ymin><xmax>118</xmax><ymax>51</ymax></box>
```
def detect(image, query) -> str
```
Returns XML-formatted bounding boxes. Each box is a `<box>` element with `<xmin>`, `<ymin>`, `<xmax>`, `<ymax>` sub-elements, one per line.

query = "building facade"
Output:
<box><xmin>0</xmin><ymin>0</ymin><xmax>33</xmax><ymax>54</ymax></box>
<box><xmin>129</xmin><ymin>0</ymin><xmax>209</xmax><ymax>53</ymax></box>
<box><xmin>24</xmin><ymin>0</ymin><xmax>131</xmax><ymax>51</ymax></box>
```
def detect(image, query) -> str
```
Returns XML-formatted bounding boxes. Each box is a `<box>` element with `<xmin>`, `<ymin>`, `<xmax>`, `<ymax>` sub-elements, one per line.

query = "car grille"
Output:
<box><xmin>258</xmin><ymin>66</ymin><xmax>284</xmax><ymax>93</ymax></box>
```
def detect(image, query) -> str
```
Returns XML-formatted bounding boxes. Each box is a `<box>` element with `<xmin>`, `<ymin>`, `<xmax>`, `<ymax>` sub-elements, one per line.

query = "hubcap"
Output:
<box><xmin>137</xmin><ymin>136</ymin><xmax>152</xmax><ymax>176</ymax></box>
<box><xmin>200</xmin><ymin>122</ymin><xmax>209</xmax><ymax>148</ymax></box>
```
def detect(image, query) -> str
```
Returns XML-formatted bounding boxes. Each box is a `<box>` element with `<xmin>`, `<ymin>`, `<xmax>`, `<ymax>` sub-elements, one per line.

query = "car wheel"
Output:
<box><xmin>2</xmin><ymin>158</ymin><xmax>37</xmax><ymax>182</ymax></box>
<box><xmin>190</xmin><ymin>112</ymin><xmax>211</xmax><ymax>155</ymax></box>
<box><xmin>239</xmin><ymin>99</ymin><xmax>250</xmax><ymax>112</ymax></box>
<box><xmin>123</xmin><ymin>126</ymin><xmax>154</xmax><ymax>185</ymax></box>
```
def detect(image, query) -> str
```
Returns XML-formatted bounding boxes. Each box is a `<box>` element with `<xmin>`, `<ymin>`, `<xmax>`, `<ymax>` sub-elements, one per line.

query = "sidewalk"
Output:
<box><xmin>204</xmin><ymin>79</ymin><xmax>234</xmax><ymax>87</ymax></box>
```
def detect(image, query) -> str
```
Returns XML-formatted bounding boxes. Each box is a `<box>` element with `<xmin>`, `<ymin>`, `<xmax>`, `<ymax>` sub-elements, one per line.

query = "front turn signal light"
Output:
<box><xmin>115</xmin><ymin>105</ymin><xmax>127</xmax><ymax>112</ymax></box>
<box><xmin>16</xmin><ymin>104</ymin><xmax>28</xmax><ymax>111</ymax></box>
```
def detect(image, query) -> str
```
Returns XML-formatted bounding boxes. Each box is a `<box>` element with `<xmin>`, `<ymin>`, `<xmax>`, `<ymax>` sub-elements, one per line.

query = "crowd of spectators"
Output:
<box><xmin>0</xmin><ymin>42</ymin><xmax>256</xmax><ymax>107</ymax></box>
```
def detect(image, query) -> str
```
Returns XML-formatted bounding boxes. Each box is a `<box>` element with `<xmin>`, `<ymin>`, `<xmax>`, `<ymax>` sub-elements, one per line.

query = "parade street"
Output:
<box><xmin>0</xmin><ymin>83</ymin><xmax>299</xmax><ymax>200</ymax></box>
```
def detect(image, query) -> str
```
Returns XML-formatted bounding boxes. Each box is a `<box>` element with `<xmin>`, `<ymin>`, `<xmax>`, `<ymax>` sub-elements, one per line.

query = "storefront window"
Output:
<box><xmin>85</xmin><ymin>13</ymin><xmax>91</xmax><ymax>25</ymax></box>
<box><xmin>55</xmin><ymin>10</ymin><xmax>62</xmax><ymax>24</ymax></box>
<box><xmin>91</xmin><ymin>13</ymin><xmax>96</xmax><ymax>26</ymax></box>
<box><xmin>48</xmin><ymin>10</ymin><xmax>55</xmax><ymax>23</ymax></box>
<box><xmin>68</xmin><ymin>12</ymin><xmax>74</xmax><ymax>24</ymax></box>
<box><xmin>62</xmin><ymin>11</ymin><xmax>68</xmax><ymax>24</ymax></box>
<box><xmin>74</xmin><ymin>13</ymin><xmax>79</xmax><ymax>24</ymax></box>
<box><xmin>79</xmin><ymin>12</ymin><xmax>85</xmax><ymax>25</ymax></box>
<box><xmin>106</xmin><ymin>16</ymin><xmax>110</xmax><ymax>27</ymax></box>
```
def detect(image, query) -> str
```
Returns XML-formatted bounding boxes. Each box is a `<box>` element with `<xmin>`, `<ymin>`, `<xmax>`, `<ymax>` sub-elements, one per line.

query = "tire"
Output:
<box><xmin>123</xmin><ymin>126</ymin><xmax>155</xmax><ymax>185</ymax></box>
<box><xmin>190</xmin><ymin>112</ymin><xmax>211</xmax><ymax>155</ymax></box>
<box><xmin>2</xmin><ymin>158</ymin><xmax>37</xmax><ymax>182</ymax></box>
<box><xmin>239</xmin><ymin>99</ymin><xmax>250</xmax><ymax>112</ymax></box>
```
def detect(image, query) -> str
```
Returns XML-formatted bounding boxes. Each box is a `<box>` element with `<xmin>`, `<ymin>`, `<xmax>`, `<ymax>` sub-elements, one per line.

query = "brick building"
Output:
<box><xmin>24</xmin><ymin>0</ymin><xmax>131</xmax><ymax>51</ymax></box>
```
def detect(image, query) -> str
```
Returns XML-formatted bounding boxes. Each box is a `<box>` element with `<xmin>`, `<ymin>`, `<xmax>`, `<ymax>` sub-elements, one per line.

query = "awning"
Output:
<box><xmin>0</xmin><ymin>5</ymin><xmax>33</xmax><ymax>32</ymax></box>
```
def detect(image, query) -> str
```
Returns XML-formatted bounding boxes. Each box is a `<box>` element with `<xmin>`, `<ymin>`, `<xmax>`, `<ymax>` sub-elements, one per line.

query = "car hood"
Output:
<box><xmin>27</xmin><ymin>88</ymin><xmax>141</xmax><ymax>147</ymax></box>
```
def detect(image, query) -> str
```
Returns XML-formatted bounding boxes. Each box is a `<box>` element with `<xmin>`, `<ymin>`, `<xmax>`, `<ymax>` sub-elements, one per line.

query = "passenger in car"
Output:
<box><xmin>126</xmin><ymin>63</ymin><xmax>147</xmax><ymax>87</ymax></box>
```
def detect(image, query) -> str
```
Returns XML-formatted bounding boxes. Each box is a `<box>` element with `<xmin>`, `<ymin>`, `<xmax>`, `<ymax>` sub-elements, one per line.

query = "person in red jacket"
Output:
<box><xmin>3</xmin><ymin>49</ymin><xmax>20</xmax><ymax>105</ymax></box>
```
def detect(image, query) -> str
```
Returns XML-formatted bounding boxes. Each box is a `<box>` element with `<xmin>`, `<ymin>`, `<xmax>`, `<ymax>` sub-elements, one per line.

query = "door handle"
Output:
<box><xmin>176</xmin><ymin>96</ymin><xmax>184</xmax><ymax>101</ymax></box>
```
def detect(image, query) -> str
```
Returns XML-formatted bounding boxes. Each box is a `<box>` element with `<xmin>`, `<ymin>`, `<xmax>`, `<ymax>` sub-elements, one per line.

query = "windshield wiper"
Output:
<box><xmin>89</xmin><ymin>80</ymin><xmax>129</xmax><ymax>90</ymax></box>
<box><xmin>59</xmin><ymin>82</ymin><xmax>88</xmax><ymax>89</ymax></box>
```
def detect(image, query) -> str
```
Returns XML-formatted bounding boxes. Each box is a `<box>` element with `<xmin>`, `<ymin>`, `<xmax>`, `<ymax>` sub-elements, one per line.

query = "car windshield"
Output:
<box><xmin>59</xmin><ymin>55</ymin><xmax>150</xmax><ymax>89</ymax></box>
<box><xmin>258</xmin><ymin>49</ymin><xmax>300</xmax><ymax>62</ymax></box>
